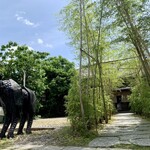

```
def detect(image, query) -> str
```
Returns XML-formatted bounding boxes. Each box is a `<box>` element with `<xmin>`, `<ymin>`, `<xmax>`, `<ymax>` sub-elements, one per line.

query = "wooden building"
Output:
<box><xmin>113</xmin><ymin>87</ymin><xmax>131</xmax><ymax>112</ymax></box>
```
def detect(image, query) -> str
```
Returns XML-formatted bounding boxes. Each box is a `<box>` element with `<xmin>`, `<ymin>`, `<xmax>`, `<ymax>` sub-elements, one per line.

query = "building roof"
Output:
<box><xmin>115</xmin><ymin>87</ymin><xmax>131</xmax><ymax>91</ymax></box>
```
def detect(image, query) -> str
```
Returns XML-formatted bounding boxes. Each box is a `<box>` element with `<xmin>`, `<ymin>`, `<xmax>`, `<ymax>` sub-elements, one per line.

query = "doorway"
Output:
<box><xmin>116</xmin><ymin>95</ymin><xmax>122</xmax><ymax>111</ymax></box>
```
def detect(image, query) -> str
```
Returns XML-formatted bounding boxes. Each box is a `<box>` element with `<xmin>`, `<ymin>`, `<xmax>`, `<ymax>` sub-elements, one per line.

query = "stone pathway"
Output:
<box><xmin>89</xmin><ymin>113</ymin><xmax>150</xmax><ymax>148</ymax></box>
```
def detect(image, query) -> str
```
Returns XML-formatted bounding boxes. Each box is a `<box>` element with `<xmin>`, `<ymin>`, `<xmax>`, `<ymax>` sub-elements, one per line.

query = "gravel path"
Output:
<box><xmin>0</xmin><ymin>117</ymin><xmax>70</xmax><ymax>130</ymax></box>
<box><xmin>32</xmin><ymin>117</ymin><xmax>70</xmax><ymax>129</ymax></box>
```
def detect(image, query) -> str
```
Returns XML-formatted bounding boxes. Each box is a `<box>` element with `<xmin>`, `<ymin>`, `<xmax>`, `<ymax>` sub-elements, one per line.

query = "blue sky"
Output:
<box><xmin>0</xmin><ymin>0</ymin><xmax>76</xmax><ymax>63</ymax></box>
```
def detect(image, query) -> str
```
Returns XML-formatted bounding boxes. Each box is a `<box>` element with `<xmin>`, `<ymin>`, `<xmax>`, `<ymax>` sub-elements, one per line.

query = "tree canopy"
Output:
<box><xmin>39</xmin><ymin>56</ymin><xmax>75</xmax><ymax>117</ymax></box>
<box><xmin>0</xmin><ymin>42</ymin><xmax>75</xmax><ymax>116</ymax></box>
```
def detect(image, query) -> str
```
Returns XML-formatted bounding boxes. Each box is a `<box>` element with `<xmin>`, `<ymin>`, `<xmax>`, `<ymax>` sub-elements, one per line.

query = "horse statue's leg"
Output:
<box><xmin>18</xmin><ymin>104</ymin><xmax>34</xmax><ymax>134</ymax></box>
<box><xmin>17</xmin><ymin>107</ymin><xmax>27</xmax><ymax>135</ymax></box>
<box><xmin>26</xmin><ymin>91</ymin><xmax>35</xmax><ymax>134</ymax></box>
<box><xmin>17</xmin><ymin>109</ymin><xmax>34</xmax><ymax>135</ymax></box>
<box><xmin>7</xmin><ymin>106</ymin><xmax>20</xmax><ymax>138</ymax></box>
<box><xmin>0</xmin><ymin>112</ymin><xmax>11</xmax><ymax>139</ymax></box>
<box><xmin>7</xmin><ymin>117</ymin><xmax>18</xmax><ymax>138</ymax></box>
<box><xmin>18</xmin><ymin>88</ymin><xmax>36</xmax><ymax>135</ymax></box>
<box><xmin>25</xmin><ymin>113</ymin><xmax>33</xmax><ymax>134</ymax></box>
<box><xmin>17</xmin><ymin>117</ymin><xmax>26</xmax><ymax>135</ymax></box>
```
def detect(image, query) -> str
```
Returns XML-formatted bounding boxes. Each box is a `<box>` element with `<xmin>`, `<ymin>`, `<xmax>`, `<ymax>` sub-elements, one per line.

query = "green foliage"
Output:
<box><xmin>0</xmin><ymin>42</ymin><xmax>76</xmax><ymax>117</ymax></box>
<box><xmin>65</xmin><ymin>72</ymin><xmax>114</xmax><ymax>132</ymax></box>
<box><xmin>39</xmin><ymin>56</ymin><xmax>75</xmax><ymax>118</ymax></box>
<box><xmin>0</xmin><ymin>42</ymin><xmax>48</xmax><ymax>87</ymax></box>
<box><xmin>129</xmin><ymin>79</ymin><xmax>150</xmax><ymax>117</ymax></box>
<box><xmin>0</xmin><ymin>42</ymin><xmax>49</xmax><ymax>113</ymax></box>
<box><xmin>65</xmin><ymin>74</ymin><xmax>83</xmax><ymax>132</ymax></box>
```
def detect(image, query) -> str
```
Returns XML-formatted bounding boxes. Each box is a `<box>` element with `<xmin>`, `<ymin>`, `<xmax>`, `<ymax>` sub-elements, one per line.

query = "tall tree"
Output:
<box><xmin>39</xmin><ymin>56</ymin><xmax>75</xmax><ymax>117</ymax></box>
<box><xmin>79</xmin><ymin>0</ymin><xmax>86</xmax><ymax>126</ymax></box>
<box><xmin>0</xmin><ymin>42</ymin><xmax>48</xmax><ymax>107</ymax></box>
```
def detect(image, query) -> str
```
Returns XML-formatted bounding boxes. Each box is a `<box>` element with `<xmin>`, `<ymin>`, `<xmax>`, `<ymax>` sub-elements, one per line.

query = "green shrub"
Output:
<box><xmin>65</xmin><ymin>73</ymin><xmax>113</xmax><ymax>133</ymax></box>
<box><xmin>129</xmin><ymin>79</ymin><xmax>150</xmax><ymax>117</ymax></box>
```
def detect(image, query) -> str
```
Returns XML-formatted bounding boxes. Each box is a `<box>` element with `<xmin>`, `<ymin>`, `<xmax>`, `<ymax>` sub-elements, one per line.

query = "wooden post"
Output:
<box><xmin>23</xmin><ymin>70</ymin><xmax>26</xmax><ymax>87</ymax></box>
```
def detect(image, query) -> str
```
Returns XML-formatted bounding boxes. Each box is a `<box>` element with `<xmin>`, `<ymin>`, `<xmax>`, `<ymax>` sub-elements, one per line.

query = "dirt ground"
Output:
<box><xmin>0</xmin><ymin>117</ymin><xmax>70</xmax><ymax>130</ymax></box>
<box><xmin>32</xmin><ymin>117</ymin><xmax>70</xmax><ymax>129</ymax></box>
<box><xmin>0</xmin><ymin>117</ymin><xmax>71</xmax><ymax>146</ymax></box>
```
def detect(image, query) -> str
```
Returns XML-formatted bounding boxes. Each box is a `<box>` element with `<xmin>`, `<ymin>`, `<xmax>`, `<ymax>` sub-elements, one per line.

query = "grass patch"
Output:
<box><xmin>51</xmin><ymin>126</ymin><xmax>98</xmax><ymax>146</ymax></box>
<box><xmin>0</xmin><ymin>138</ymin><xmax>14</xmax><ymax>149</ymax></box>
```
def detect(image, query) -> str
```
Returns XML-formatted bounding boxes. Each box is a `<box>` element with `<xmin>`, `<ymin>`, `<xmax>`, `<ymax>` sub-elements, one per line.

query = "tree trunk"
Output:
<box><xmin>79</xmin><ymin>0</ymin><xmax>85</xmax><ymax>125</ymax></box>
<box><xmin>96</xmin><ymin>0</ymin><xmax>108</xmax><ymax>123</ymax></box>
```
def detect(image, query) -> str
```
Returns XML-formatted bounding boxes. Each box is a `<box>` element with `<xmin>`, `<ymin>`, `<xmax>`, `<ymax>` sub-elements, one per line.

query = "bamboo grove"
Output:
<box><xmin>60</xmin><ymin>0</ymin><xmax>150</xmax><ymax>131</ymax></box>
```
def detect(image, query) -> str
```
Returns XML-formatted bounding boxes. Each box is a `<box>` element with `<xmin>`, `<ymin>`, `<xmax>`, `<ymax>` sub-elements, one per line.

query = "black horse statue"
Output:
<box><xmin>0</xmin><ymin>79</ymin><xmax>36</xmax><ymax>139</ymax></box>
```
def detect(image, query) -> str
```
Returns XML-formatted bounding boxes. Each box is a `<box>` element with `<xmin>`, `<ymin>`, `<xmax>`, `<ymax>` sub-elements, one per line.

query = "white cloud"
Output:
<box><xmin>37</xmin><ymin>38</ymin><xmax>53</xmax><ymax>49</ymax></box>
<box><xmin>15</xmin><ymin>13</ymin><xmax>39</xmax><ymax>27</ymax></box>
<box><xmin>46</xmin><ymin>44</ymin><xmax>53</xmax><ymax>48</ymax></box>
<box><xmin>37</xmin><ymin>38</ymin><xmax>44</xmax><ymax>44</ymax></box>
<box><xmin>24</xmin><ymin>19</ymin><xmax>35</xmax><ymax>26</ymax></box>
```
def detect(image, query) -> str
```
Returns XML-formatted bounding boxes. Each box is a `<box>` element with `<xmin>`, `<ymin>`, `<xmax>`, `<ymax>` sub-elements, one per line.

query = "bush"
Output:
<box><xmin>65</xmin><ymin>73</ymin><xmax>113</xmax><ymax>133</ymax></box>
<box><xmin>129</xmin><ymin>79</ymin><xmax>150</xmax><ymax>117</ymax></box>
